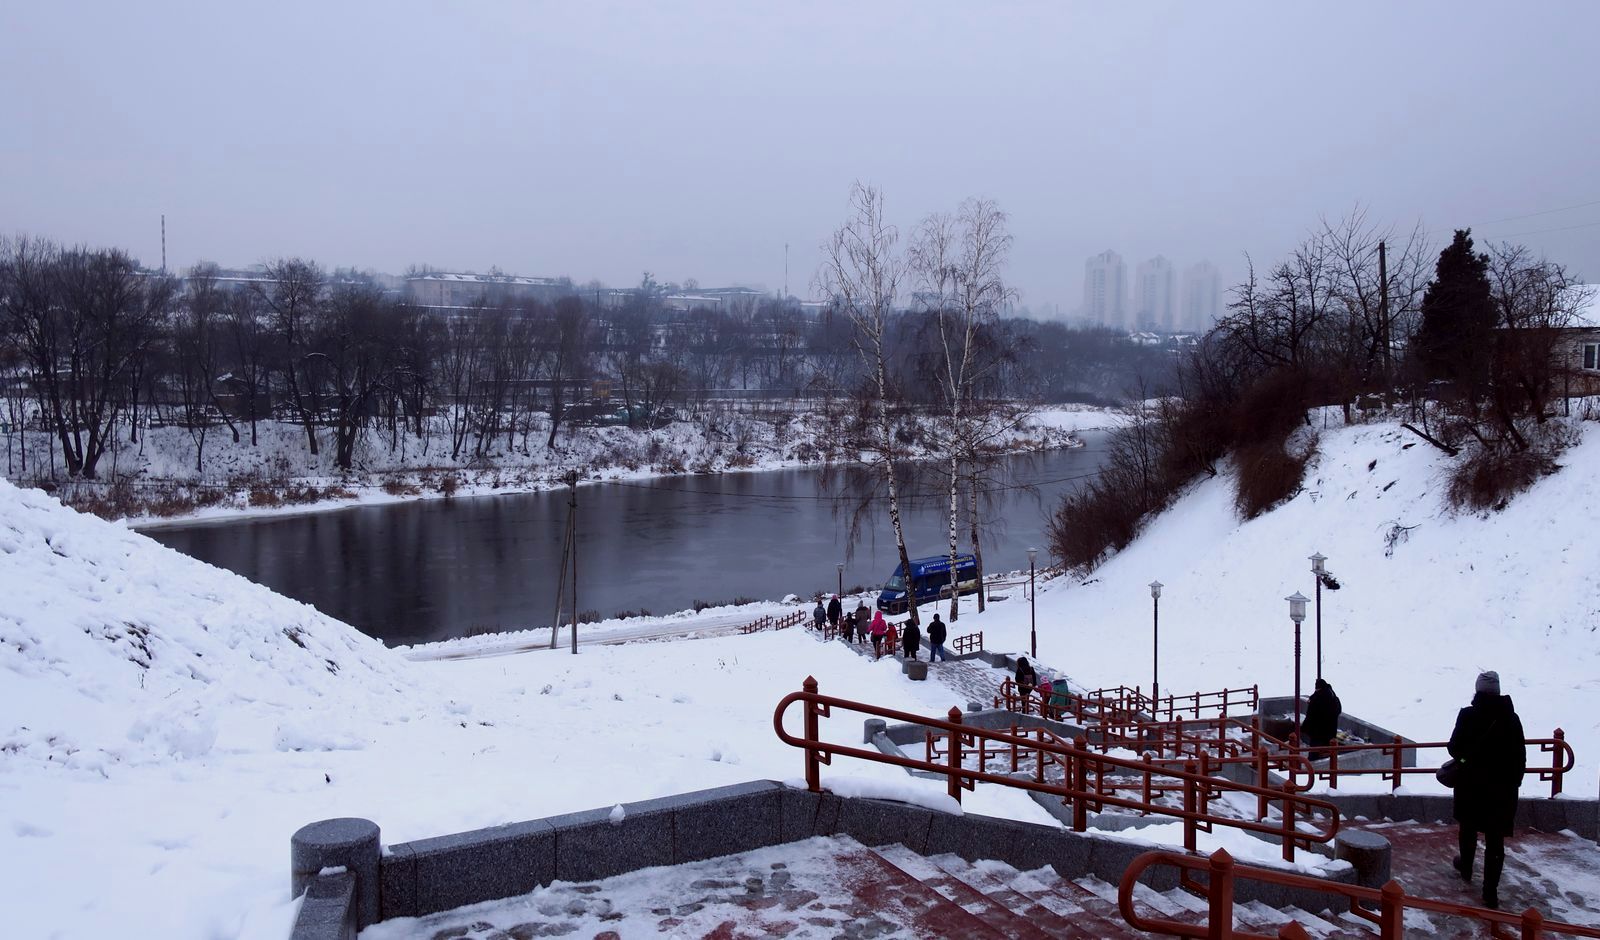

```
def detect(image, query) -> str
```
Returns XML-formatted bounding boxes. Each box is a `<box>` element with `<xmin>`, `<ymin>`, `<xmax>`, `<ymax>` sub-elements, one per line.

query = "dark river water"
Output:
<box><xmin>149</xmin><ymin>436</ymin><xmax>1110</xmax><ymax>646</ymax></box>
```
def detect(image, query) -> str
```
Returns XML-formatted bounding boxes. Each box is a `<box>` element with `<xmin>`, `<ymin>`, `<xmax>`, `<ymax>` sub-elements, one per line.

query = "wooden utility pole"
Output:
<box><xmin>1378</xmin><ymin>240</ymin><xmax>1391</xmax><ymax>385</ymax></box>
<box><xmin>567</xmin><ymin>472</ymin><xmax>579</xmax><ymax>654</ymax></box>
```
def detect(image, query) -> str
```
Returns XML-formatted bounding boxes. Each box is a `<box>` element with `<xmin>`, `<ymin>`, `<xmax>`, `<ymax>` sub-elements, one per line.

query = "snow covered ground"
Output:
<box><xmin>2</xmin><ymin>408</ymin><xmax>1597</xmax><ymax>938</ymax></box>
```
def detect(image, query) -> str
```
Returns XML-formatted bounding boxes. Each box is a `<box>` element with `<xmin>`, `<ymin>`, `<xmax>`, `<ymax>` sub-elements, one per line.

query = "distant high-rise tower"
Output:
<box><xmin>1134</xmin><ymin>256</ymin><xmax>1175</xmax><ymax>332</ymax></box>
<box><xmin>1181</xmin><ymin>261</ymin><xmax>1222</xmax><ymax>332</ymax></box>
<box><xmin>1083</xmin><ymin>250</ymin><xmax>1127</xmax><ymax>330</ymax></box>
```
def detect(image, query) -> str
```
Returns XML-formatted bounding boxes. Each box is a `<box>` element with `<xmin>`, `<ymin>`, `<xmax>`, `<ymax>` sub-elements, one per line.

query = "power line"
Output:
<box><xmin>1482</xmin><ymin>199</ymin><xmax>1600</xmax><ymax>226</ymax></box>
<box><xmin>1478</xmin><ymin>217</ymin><xmax>1600</xmax><ymax>240</ymax></box>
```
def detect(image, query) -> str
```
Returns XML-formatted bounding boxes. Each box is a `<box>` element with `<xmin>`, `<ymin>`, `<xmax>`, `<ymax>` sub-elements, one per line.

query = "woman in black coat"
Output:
<box><xmin>900</xmin><ymin>619</ymin><xmax>921</xmax><ymax>661</ymax></box>
<box><xmin>1448</xmin><ymin>670</ymin><xmax>1526</xmax><ymax>910</ymax></box>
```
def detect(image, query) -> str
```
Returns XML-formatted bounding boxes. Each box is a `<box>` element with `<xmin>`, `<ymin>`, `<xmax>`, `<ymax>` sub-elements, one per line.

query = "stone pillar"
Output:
<box><xmin>863</xmin><ymin>718</ymin><xmax>887</xmax><ymax>744</ymax></box>
<box><xmin>903</xmin><ymin>661</ymin><xmax>928</xmax><ymax>681</ymax></box>
<box><xmin>292</xmin><ymin>817</ymin><xmax>381</xmax><ymax>929</ymax></box>
<box><xmin>1335</xmin><ymin>829</ymin><xmax>1391</xmax><ymax>891</ymax></box>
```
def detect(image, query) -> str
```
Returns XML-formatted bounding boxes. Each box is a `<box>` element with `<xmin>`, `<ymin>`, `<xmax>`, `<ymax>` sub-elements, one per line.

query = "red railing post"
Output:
<box><xmin>947</xmin><ymin>706</ymin><xmax>964</xmax><ymax>805</ymax></box>
<box><xmin>1378</xmin><ymin>880</ymin><xmax>1404</xmax><ymax>937</ymax></box>
<box><xmin>1522</xmin><ymin>906</ymin><xmax>1545</xmax><ymax>939</ymax></box>
<box><xmin>1142</xmin><ymin>752</ymin><xmax>1154</xmax><ymax>816</ymax></box>
<box><xmin>1280</xmin><ymin>783</ymin><xmax>1296</xmax><ymax>863</ymax></box>
<box><xmin>1199</xmin><ymin>752</ymin><xmax>1213</xmax><ymax>817</ymax></box>
<box><xmin>1391</xmin><ymin>735</ymin><xmax>1403</xmax><ymax>792</ymax></box>
<box><xmin>1328</xmin><ymin>746</ymin><xmax>1339</xmax><ymax>790</ymax></box>
<box><xmin>1208</xmin><ymin>848</ymin><xmax>1235</xmax><ymax>940</ymax></box>
<box><xmin>1256</xmin><ymin>748</ymin><xmax>1270</xmax><ymax>821</ymax></box>
<box><xmin>1011</xmin><ymin>724</ymin><xmax>1020</xmax><ymax>773</ymax></box>
<box><xmin>1072</xmin><ymin>740</ymin><xmax>1089</xmax><ymax>831</ymax></box>
<box><xmin>802</xmin><ymin>676</ymin><xmax>821</xmax><ymax>792</ymax></box>
<box><xmin>1551</xmin><ymin>728</ymin><xmax>1565</xmax><ymax>798</ymax></box>
<box><xmin>1183</xmin><ymin>759</ymin><xmax>1198</xmax><ymax>853</ymax></box>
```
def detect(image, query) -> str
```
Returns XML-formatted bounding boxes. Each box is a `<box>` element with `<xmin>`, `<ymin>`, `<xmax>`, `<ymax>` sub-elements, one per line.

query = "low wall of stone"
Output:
<box><xmin>287</xmin><ymin>778</ymin><xmax>1374</xmax><ymax>937</ymax></box>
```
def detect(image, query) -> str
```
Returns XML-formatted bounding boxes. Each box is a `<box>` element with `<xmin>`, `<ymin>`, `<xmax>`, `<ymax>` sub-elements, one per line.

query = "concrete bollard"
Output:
<box><xmin>1335</xmin><ymin>829</ymin><xmax>1391</xmax><ymax>891</ymax></box>
<box><xmin>863</xmin><ymin>718</ymin><xmax>887</xmax><ymax>744</ymax></box>
<box><xmin>292</xmin><ymin>817</ymin><xmax>381</xmax><ymax>930</ymax></box>
<box><xmin>903</xmin><ymin>661</ymin><xmax>929</xmax><ymax>681</ymax></box>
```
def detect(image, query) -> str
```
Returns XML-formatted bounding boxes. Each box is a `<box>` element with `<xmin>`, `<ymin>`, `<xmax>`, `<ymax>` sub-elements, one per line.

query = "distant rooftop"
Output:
<box><xmin>407</xmin><ymin>272</ymin><xmax>562</xmax><ymax>287</ymax></box>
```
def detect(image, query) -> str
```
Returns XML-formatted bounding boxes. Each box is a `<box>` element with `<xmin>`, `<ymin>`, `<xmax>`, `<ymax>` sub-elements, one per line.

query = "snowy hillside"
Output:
<box><xmin>0</xmin><ymin>478</ymin><xmax>417</xmax><ymax>770</ymax></box>
<box><xmin>962</xmin><ymin>414</ymin><xmax>1600</xmax><ymax>789</ymax></box>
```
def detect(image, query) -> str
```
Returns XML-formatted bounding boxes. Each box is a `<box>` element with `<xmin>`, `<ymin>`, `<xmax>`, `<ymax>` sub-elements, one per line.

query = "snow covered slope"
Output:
<box><xmin>0</xmin><ymin>478</ymin><xmax>416</xmax><ymax>771</ymax></box>
<box><xmin>966</xmin><ymin>415</ymin><xmax>1600</xmax><ymax>789</ymax></box>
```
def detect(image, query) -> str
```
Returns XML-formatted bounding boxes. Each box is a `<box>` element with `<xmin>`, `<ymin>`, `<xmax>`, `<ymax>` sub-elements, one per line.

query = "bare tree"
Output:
<box><xmin>818</xmin><ymin>182</ymin><xmax>921</xmax><ymax>624</ymax></box>
<box><xmin>256</xmin><ymin>258</ymin><xmax>326</xmax><ymax>456</ymax></box>
<box><xmin>910</xmin><ymin>198</ymin><xmax>1018</xmax><ymax>619</ymax></box>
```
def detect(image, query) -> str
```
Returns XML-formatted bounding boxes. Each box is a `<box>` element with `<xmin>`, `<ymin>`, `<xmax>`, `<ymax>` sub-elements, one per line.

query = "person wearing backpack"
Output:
<box><xmin>1448</xmin><ymin>670</ymin><xmax>1526</xmax><ymax>910</ymax></box>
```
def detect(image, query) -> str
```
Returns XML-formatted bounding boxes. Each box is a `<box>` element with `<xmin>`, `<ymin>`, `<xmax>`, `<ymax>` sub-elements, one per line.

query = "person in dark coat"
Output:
<box><xmin>854</xmin><ymin>601</ymin><xmax>870</xmax><ymax>644</ymax></box>
<box><xmin>927</xmin><ymin>614</ymin><xmax>948</xmax><ymax>662</ymax></box>
<box><xmin>1015</xmin><ymin>657</ymin><xmax>1038</xmax><ymax>712</ymax></box>
<box><xmin>826</xmin><ymin>595</ymin><xmax>842</xmax><ymax>629</ymax></box>
<box><xmin>1448</xmin><ymin>670</ymin><xmax>1526</xmax><ymax>910</ymax></box>
<box><xmin>1302</xmin><ymin>678</ymin><xmax>1342</xmax><ymax>755</ymax></box>
<box><xmin>900</xmin><ymin>619</ymin><xmax>921</xmax><ymax>660</ymax></box>
<box><xmin>812</xmin><ymin>600</ymin><xmax>826</xmax><ymax>631</ymax></box>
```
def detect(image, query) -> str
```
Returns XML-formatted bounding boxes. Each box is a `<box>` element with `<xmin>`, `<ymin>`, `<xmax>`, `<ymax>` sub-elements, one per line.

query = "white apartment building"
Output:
<box><xmin>1083</xmin><ymin>250</ymin><xmax>1127</xmax><ymax>330</ymax></box>
<box><xmin>1135</xmin><ymin>255</ymin><xmax>1176</xmax><ymax>332</ymax></box>
<box><xmin>1181</xmin><ymin>261</ymin><xmax>1222</xmax><ymax>332</ymax></box>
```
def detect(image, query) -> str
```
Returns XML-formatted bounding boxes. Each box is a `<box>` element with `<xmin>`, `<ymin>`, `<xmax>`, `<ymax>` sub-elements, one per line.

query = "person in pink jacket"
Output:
<box><xmin>869</xmin><ymin>610</ymin><xmax>888</xmax><ymax>659</ymax></box>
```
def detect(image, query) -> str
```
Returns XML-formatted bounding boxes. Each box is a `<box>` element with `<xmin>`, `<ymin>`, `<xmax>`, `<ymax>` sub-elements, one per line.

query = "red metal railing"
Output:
<box><xmin>774</xmin><ymin>678</ymin><xmax>1340</xmax><ymax>862</ymax></box>
<box><xmin>739</xmin><ymin>608</ymin><xmax>807</xmax><ymax>635</ymax></box>
<box><xmin>994</xmin><ymin>679</ymin><xmax>1260</xmax><ymax>729</ymax></box>
<box><xmin>1118</xmin><ymin>847</ymin><xmax>1600</xmax><ymax>940</ymax></box>
<box><xmin>1284</xmin><ymin>730</ymin><xmax>1574</xmax><ymax>798</ymax></box>
<box><xmin>951</xmin><ymin>631</ymin><xmax>983</xmax><ymax>655</ymax></box>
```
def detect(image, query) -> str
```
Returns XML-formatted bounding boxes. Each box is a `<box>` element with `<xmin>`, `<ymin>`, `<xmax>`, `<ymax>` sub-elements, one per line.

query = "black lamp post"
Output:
<box><xmin>836</xmin><ymin>563</ymin><xmax>844</xmax><ymax>599</ymax></box>
<box><xmin>1309</xmin><ymin>552</ymin><xmax>1340</xmax><ymax>682</ymax></box>
<box><xmin>1149</xmin><ymin>580</ymin><xmax>1163</xmax><ymax>707</ymax></box>
<box><xmin>1286</xmin><ymin>591</ymin><xmax>1309</xmax><ymax>741</ymax></box>
<box><xmin>1026</xmin><ymin>547</ymin><xmax>1038</xmax><ymax>659</ymax></box>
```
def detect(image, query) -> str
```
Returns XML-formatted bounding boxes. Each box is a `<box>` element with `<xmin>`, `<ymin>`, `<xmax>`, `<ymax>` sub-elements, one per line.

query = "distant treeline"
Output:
<box><xmin>0</xmin><ymin>236</ymin><xmax>1178</xmax><ymax>478</ymax></box>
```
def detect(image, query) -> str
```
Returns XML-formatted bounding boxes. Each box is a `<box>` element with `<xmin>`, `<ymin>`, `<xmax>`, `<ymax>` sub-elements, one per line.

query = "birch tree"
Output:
<box><xmin>818</xmin><ymin>183</ymin><xmax>920</xmax><ymax>625</ymax></box>
<box><xmin>910</xmin><ymin>198</ymin><xmax>1017</xmax><ymax>619</ymax></box>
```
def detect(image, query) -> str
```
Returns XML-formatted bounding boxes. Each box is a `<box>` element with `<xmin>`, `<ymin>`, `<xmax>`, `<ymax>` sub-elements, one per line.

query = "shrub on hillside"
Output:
<box><xmin>1233</xmin><ymin>439</ymin><xmax>1312</xmax><ymax>519</ymax></box>
<box><xmin>1445</xmin><ymin>447</ymin><xmax>1555</xmax><ymax>512</ymax></box>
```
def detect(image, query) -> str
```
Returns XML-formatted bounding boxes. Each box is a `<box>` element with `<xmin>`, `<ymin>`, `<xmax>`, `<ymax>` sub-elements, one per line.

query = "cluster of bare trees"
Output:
<box><xmin>819</xmin><ymin>185</ymin><xmax>1036</xmax><ymax>625</ymax></box>
<box><xmin>1050</xmin><ymin>210</ymin><xmax>1595</xmax><ymax>570</ymax></box>
<box><xmin>2</xmin><ymin>228</ymin><xmax>1180</xmax><ymax>486</ymax></box>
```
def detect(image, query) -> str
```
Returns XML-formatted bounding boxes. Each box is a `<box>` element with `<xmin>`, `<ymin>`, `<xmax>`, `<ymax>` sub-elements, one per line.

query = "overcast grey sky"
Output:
<box><xmin>3</xmin><ymin>1</ymin><xmax>1598</xmax><ymax>315</ymax></box>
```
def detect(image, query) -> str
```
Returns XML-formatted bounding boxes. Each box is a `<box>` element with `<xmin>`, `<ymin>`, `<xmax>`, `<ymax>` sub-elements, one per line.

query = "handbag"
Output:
<box><xmin>1435</xmin><ymin>757</ymin><xmax>1462</xmax><ymax>788</ymax></box>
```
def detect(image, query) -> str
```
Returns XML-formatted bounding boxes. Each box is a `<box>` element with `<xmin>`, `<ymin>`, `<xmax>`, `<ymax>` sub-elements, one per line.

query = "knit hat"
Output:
<box><xmin>1475</xmin><ymin>671</ymin><xmax>1501</xmax><ymax>696</ymax></box>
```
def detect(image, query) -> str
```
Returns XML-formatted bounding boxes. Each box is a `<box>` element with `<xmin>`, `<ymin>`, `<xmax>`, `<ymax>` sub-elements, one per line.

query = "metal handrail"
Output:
<box><xmin>1285</xmin><ymin>730</ymin><xmax>1575</xmax><ymax>798</ymax></box>
<box><xmin>951</xmin><ymin>631</ymin><xmax>983</xmax><ymax>655</ymax></box>
<box><xmin>774</xmin><ymin>677</ymin><xmax>1340</xmax><ymax>862</ymax></box>
<box><xmin>1117</xmin><ymin>847</ymin><xmax>1600</xmax><ymax>939</ymax></box>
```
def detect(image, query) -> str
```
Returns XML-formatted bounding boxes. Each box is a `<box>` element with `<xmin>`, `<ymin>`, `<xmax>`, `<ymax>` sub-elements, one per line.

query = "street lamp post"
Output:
<box><xmin>1026</xmin><ymin>548</ymin><xmax>1038</xmax><ymax>660</ymax></box>
<box><xmin>1286</xmin><ymin>591</ymin><xmax>1309</xmax><ymax>741</ymax></box>
<box><xmin>1148</xmin><ymin>581</ymin><xmax>1163</xmax><ymax>708</ymax></box>
<box><xmin>1309</xmin><ymin>552</ymin><xmax>1339</xmax><ymax>682</ymax></box>
<box><xmin>836</xmin><ymin>563</ymin><xmax>844</xmax><ymax>599</ymax></box>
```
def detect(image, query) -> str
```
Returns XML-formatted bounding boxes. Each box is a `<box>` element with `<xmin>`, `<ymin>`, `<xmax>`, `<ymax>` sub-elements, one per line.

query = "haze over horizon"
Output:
<box><xmin>3</xmin><ymin>1</ymin><xmax>1598</xmax><ymax>317</ymax></box>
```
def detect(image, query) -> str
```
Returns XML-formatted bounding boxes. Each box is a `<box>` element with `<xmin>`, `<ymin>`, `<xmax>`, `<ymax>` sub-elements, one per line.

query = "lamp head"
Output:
<box><xmin>1286</xmin><ymin>591</ymin><xmax>1309</xmax><ymax>623</ymax></box>
<box><xmin>1027</xmin><ymin>547</ymin><xmax>1038</xmax><ymax>566</ymax></box>
<box><xmin>1309</xmin><ymin>552</ymin><xmax>1326</xmax><ymax>575</ymax></box>
<box><xmin>1149</xmin><ymin>580</ymin><xmax>1163</xmax><ymax>600</ymax></box>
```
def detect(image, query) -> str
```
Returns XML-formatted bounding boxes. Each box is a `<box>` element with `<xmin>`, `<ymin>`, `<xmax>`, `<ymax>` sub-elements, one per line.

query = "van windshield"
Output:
<box><xmin>885</xmin><ymin>574</ymin><xmax>906</xmax><ymax>591</ymax></box>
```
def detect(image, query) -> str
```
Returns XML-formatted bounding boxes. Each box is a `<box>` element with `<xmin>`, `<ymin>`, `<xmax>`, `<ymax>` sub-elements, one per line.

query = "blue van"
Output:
<box><xmin>876</xmin><ymin>554</ymin><xmax>980</xmax><ymax>614</ymax></box>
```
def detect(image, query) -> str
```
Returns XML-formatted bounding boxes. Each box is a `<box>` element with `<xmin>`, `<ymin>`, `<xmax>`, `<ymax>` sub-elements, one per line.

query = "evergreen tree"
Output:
<box><xmin>1413</xmin><ymin>229</ymin><xmax>1495</xmax><ymax>394</ymax></box>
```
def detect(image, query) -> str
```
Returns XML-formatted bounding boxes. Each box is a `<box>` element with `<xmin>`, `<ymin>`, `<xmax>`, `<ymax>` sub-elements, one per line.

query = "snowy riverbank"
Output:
<box><xmin>0</xmin><ymin>402</ymin><xmax>1120</xmax><ymax>529</ymax></box>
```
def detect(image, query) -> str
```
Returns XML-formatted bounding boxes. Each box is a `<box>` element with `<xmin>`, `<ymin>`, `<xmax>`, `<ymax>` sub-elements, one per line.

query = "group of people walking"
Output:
<box><xmin>812</xmin><ymin>595</ymin><xmax>951</xmax><ymax>662</ymax></box>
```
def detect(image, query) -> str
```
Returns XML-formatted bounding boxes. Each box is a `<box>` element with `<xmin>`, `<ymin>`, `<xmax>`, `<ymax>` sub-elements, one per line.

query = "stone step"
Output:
<box><xmin>871</xmin><ymin>844</ymin><xmax>1060</xmax><ymax>940</ymax></box>
<box><xmin>921</xmin><ymin>850</ymin><xmax>1155</xmax><ymax>939</ymax></box>
<box><xmin>836</xmin><ymin>847</ymin><xmax>1012</xmax><ymax>938</ymax></box>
